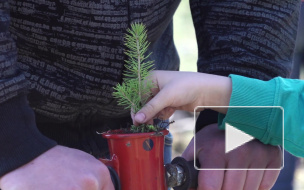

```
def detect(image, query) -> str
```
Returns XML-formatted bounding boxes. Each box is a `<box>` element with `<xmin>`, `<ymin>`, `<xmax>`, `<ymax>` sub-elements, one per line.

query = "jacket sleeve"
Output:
<box><xmin>191</xmin><ymin>0</ymin><xmax>301</xmax><ymax>80</ymax></box>
<box><xmin>192</xmin><ymin>0</ymin><xmax>301</xmax><ymax>130</ymax></box>
<box><xmin>0</xmin><ymin>1</ymin><xmax>56</xmax><ymax>177</ymax></box>
<box><xmin>218</xmin><ymin>74</ymin><xmax>304</xmax><ymax>157</ymax></box>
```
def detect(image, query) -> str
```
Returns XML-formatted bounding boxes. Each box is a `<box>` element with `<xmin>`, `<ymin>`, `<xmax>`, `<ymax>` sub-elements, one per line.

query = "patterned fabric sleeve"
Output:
<box><xmin>191</xmin><ymin>0</ymin><xmax>301</xmax><ymax>80</ymax></box>
<box><xmin>193</xmin><ymin>0</ymin><xmax>301</xmax><ymax>131</ymax></box>
<box><xmin>0</xmin><ymin>1</ymin><xmax>56</xmax><ymax>177</ymax></box>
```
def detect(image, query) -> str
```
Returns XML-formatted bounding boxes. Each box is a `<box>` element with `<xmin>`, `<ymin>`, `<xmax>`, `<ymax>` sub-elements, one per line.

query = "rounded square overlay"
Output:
<box><xmin>194</xmin><ymin>106</ymin><xmax>284</xmax><ymax>171</ymax></box>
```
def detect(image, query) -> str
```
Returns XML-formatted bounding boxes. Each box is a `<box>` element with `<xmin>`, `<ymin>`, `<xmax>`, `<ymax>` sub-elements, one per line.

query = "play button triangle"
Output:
<box><xmin>225</xmin><ymin>123</ymin><xmax>254</xmax><ymax>153</ymax></box>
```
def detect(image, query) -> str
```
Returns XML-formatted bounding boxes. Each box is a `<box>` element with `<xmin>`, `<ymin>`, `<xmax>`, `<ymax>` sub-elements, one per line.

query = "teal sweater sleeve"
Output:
<box><xmin>218</xmin><ymin>74</ymin><xmax>304</xmax><ymax>157</ymax></box>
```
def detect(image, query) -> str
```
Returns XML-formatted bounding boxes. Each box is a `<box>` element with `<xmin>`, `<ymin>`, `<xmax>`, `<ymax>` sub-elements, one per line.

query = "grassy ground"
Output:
<box><xmin>172</xmin><ymin>1</ymin><xmax>304</xmax><ymax>189</ymax></box>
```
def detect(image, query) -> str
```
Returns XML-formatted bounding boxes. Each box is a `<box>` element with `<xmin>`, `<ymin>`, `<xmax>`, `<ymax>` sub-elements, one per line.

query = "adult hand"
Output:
<box><xmin>0</xmin><ymin>145</ymin><xmax>114</xmax><ymax>190</ymax></box>
<box><xmin>182</xmin><ymin>124</ymin><xmax>282</xmax><ymax>190</ymax></box>
<box><xmin>133</xmin><ymin>70</ymin><xmax>231</xmax><ymax>125</ymax></box>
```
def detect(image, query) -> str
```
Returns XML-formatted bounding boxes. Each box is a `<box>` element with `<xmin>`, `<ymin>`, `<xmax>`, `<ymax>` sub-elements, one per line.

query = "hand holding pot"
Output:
<box><xmin>182</xmin><ymin>124</ymin><xmax>282</xmax><ymax>190</ymax></box>
<box><xmin>0</xmin><ymin>145</ymin><xmax>114</xmax><ymax>190</ymax></box>
<box><xmin>133</xmin><ymin>70</ymin><xmax>232</xmax><ymax>125</ymax></box>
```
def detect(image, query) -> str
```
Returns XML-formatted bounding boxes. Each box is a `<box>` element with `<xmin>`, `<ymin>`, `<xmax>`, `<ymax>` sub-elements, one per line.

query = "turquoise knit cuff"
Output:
<box><xmin>217</xmin><ymin>74</ymin><xmax>281</xmax><ymax>146</ymax></box>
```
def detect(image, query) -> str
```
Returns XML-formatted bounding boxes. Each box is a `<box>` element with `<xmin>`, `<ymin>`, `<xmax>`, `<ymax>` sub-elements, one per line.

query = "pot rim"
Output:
<box><xmin>102</xmin><ymin>129</ymin><xmax>169</xmax><ymax>139</ymax></box>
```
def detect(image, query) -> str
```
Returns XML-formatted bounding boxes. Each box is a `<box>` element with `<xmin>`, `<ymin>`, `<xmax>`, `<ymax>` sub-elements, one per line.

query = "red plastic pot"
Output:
<box><xmin>100</xmin><ymin>129</ymin><xmax>169</xmax><ymax>190</ymax></box>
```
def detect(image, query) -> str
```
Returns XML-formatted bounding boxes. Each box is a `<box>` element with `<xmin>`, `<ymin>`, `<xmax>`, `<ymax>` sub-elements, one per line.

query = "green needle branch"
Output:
<box><xmin>113</xmin><ymin>23</ymin><xmax>156</xmax><ymax>132</ymax></box>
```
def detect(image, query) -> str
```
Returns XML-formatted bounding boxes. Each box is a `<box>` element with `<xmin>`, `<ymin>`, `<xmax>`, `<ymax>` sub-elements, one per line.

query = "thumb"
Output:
<box><xmin>181</xmin><ymin>138</ymin><xmax>195</xmax><ymax>161</ymax></box>
<box><xmin>134</xmin><ymin>90</ymin><xmax>170</xmax><ymax>124</ymax></box>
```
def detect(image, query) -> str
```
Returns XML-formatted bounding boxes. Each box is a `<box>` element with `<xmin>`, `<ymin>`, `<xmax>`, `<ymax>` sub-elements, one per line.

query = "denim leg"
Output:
<box><xmin>164</xmin><ymin>132</ymin><xmax>173</xmax><ymax>164</ymax></box>
<box><xmin>154</xmin><ymin>118</ymin><xmax>173</xmax><ymax>164</ymax></box>
<box><xmin>156</xmin><ymin>118</ymin><xmax>173</xmax><ymax>189</ymax></box>
<box><xmin>164</xmin><ymin>132</ymin><xmax>173</xmax><ymax>190</ymax></box>
<box><xmin>272</xmin><ymin>150</ymin><xmax>297</xmax><ymax>190</ymax></box>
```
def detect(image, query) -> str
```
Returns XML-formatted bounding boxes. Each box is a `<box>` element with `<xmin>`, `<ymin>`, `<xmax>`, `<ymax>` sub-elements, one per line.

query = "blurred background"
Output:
<box><xmin>171</xmin><ymin>1</ymin><xmax>304</xmax><ymax>189</ymax></box>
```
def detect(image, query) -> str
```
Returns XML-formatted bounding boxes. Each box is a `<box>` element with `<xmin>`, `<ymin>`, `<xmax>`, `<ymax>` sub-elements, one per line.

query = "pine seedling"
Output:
<box><xmin>113</xmin><ymin>23</ymin><xmax>157</xmax><ymax>132</ymax></box>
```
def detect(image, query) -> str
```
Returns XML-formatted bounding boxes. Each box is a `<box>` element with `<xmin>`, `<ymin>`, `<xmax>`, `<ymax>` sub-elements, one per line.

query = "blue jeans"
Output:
<box><xmin>155</xmin><ymin>118</ymin><xmax>173</xmax><ymax>164</ymax></box>
<box><xmin>164</xmin><ymin>132</ymin><xmax>173</xmax><ymax>190</ymax></box>
<box><xmin>272</xmin><ymin>150</ymin><xmax>297</xmax><ymax>190</ymax></box>
<box><xmin>164</xmin><ymin>132</ymin><xmax>173</xmax><ymax>164</ymax></box>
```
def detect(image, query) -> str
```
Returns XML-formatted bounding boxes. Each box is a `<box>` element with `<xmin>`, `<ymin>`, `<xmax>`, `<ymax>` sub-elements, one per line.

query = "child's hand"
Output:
<box><xmin>132</xmin><ymin>70</ymin><xmax>232</xmax><ymax>125</ymax></box>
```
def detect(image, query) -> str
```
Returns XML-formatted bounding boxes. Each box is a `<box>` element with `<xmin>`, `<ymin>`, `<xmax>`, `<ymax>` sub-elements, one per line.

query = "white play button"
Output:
<box><xmin>225</xmin><ymin>123</ymin><xmax>254</xmax><ymax>153</ymax></box>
